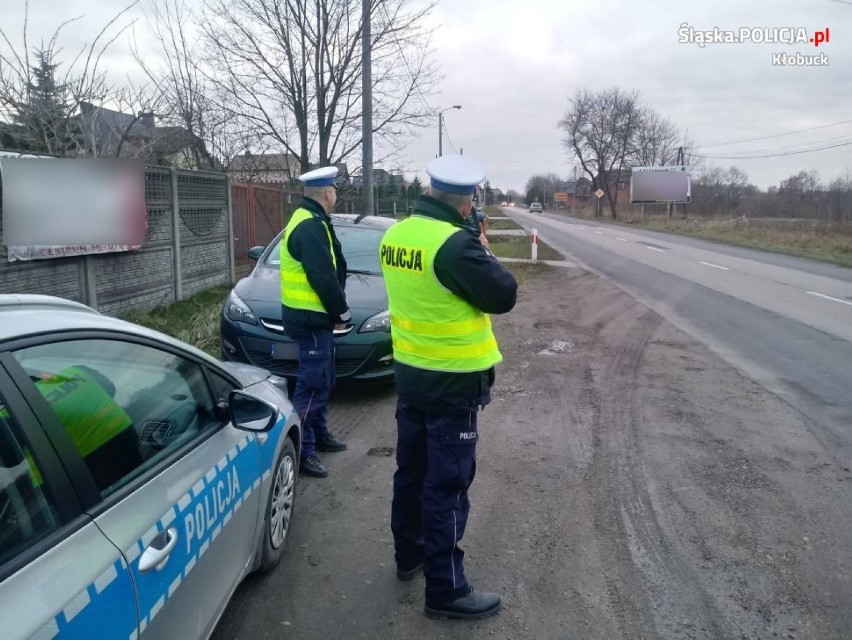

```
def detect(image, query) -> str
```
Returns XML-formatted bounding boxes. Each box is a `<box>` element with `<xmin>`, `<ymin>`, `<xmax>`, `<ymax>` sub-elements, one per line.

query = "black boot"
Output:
<box><xmin>425</xmin><ymin>589</ymin><xmax>502</xmax><ymax>620</ymax></box>
<box><xmin>396</xmin><ymin>561</ymin><xmax>424</xmax><ymax>581</ymax></box>
<box><xmin>316</xmin><ymin>433</ymin><xmax>347</xmax><ymax>452</ymax></box>
<box><xmin>299</xmin><ymin>454</ymin><xmax>328</xmax><ymax>478</ymax></box>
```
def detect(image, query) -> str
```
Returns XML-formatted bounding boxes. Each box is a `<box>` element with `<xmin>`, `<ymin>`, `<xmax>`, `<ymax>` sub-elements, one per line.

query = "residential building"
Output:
<box><xmin>76</xmin><ymin>102</ymin><xmax>216</xmax><ymax>169</ymax></box>
<box><xmin>229</xmin><ymin>152</ymin><xmax>301</xmax><ymax>184</ymax></box>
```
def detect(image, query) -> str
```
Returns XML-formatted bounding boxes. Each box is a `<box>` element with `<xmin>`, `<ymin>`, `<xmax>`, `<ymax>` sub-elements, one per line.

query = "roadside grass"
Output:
<box><xmin>487</xmin><ymin>218</ymin><xmax>523</xmax><ymax>231</ymax></box>
<box><xmin>487</xmin><ymin>234</ymin><xmax>562</xmax><ymax>261</ymax></box>
<box><xmin>552</xmin><ymin>207</ymin><xmax>852</xmax><ymax>268</ymax></box>
<box><xmin>640</xmin><ymin>217</ymin><xmax>852</xmax><ymax>267</ymax></box>
<box><xmin>503</xmin><ymin>261</ymin><xmax>554</xmax><ymax>284</ymax></box>
<box><xmin>122</xmin><ymin>285</ymin><xmax>231</xmax><ymax>357</ymax></box>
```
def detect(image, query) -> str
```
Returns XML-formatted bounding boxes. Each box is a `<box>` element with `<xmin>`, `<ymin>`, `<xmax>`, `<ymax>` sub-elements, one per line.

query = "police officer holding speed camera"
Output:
<box><xmin>379</xmin><ymin>155</ymin><xmax>517</xmax><ymax>619</ymax></box>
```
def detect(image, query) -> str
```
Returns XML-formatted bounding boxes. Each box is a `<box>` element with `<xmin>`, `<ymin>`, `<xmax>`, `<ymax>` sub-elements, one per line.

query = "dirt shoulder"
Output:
<box><xmin>214</xmin><ymin>263</ymin><xmax>851</xmax><ymax>639</ymax></box>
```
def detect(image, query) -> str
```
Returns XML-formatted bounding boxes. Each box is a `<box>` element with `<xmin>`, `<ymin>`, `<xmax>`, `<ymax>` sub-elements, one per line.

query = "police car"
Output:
<box><xmin>0</xmin><ymin>295</ymin><xmax>302</xmax><ymax>639</ymax></box>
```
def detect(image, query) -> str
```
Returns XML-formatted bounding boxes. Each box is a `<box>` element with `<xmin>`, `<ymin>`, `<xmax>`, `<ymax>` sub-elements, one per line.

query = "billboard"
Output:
<box><xmin>1</xmin><ymin>156</ymin><xmax>147</xmax><ymax>261</ymax></box>
<box><xmin>630</xmin><ymin>166</ymin><xmax>691</xmax><ymax>204</ymax></box>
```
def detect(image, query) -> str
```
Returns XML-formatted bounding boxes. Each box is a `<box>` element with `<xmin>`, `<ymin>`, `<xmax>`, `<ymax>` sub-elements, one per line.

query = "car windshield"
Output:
<box><xmin>264</xmin><ymin>224</ymin><xmax>386</xmax><ymax>274</ymax></box>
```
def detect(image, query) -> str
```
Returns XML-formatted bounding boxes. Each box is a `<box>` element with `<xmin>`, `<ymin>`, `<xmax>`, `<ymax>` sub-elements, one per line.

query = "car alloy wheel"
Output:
<box><xmin>260</xmin><ymin>438</ymin><xmax>297</xmax><ymax>572</ymax></box>
<box><xmin>269</xmin><ymin>446</ymin><xmax>295</xmax><ymax>549</ymax></box>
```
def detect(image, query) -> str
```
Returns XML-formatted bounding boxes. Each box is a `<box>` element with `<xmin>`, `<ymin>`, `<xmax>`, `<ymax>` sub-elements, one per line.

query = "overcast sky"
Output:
<box><xmin>5</xmin><ymin>0</ymin><xmax>851</xmax><ymax>192</ymax></box>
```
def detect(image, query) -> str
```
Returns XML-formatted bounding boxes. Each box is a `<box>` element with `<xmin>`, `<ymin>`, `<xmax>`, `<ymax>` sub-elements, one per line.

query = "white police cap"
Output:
<box><xmin>298</xmin><ymin>166</ymin><xmax>338</xmax><ymax>187</ymax></box>
<box><xmin>426</xmin><ymin>155</ymin><xmax>485</xmax><ymax>195</ymax></box>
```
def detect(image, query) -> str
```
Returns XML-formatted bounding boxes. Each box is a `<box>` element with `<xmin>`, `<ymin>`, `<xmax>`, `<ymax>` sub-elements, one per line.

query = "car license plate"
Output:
<box><xmin>270</xmin><ymin>342</ymin><xmax>298</xmax><ymax>360</ymax></box>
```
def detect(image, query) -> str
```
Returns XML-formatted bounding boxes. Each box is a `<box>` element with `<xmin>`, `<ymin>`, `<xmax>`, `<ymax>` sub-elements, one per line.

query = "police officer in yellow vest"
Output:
<box><xmin>281</xmin><ymin>166</ymin><xmax>351</xmax><ymax>479</ymax></box>
<box><xmin>380</xmin><ymin>155</ymin><xmax>517</xmax><ymax>620</ymax></box>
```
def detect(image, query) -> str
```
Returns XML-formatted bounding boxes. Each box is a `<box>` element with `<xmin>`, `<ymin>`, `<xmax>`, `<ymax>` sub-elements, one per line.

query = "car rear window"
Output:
<box><xmin>265</xmin><ymin>225</ymin><xmax>387</xmax><ymax>274</ymax></box>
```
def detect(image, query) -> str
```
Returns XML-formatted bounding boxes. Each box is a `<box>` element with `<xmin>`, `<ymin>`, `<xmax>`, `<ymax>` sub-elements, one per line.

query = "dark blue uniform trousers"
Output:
<box><xmin>391</xmin><ymin>399</ymin><xmax>478</xmax><ymax>604</ymax></box>
<box><xmin>292</xmin><ymin>329</ymin><xmax>335</xmax><ymax>459</ymax></box>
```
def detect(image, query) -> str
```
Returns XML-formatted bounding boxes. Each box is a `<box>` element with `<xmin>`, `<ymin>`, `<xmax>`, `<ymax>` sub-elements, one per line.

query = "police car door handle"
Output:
<box><xmin>138</xmin><ymin>527</ymin><xmax>179</xmax><ymax>573</ymax></box>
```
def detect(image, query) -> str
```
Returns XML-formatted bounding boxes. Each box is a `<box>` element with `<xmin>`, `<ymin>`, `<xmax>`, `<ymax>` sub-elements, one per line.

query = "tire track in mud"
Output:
<box><xmin>585</xmin><ymin>307</ymin><xmax>727</xmax><ymax>639</ymax></box>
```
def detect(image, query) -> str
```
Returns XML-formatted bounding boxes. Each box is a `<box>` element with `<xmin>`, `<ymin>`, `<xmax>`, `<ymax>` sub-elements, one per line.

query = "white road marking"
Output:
<box><xmin>699</xmin><ymin>261</ymin><xmax>730</xmax><ymax>271</ymax></box>
<box><xmin>616</xmin><ymin>237</ymin><xmax>627</xmax><ymax>242</ymax></box>
<box><xmin>594</xmin><ymin>231</ymin><xmax>603</xmax><ymax>235</ymax></box>
<box><xmin>808</xmin><ymin>291</ymin><xmax>852</xmax><ymax>307</ymax></box>
<box><xmin>646</xmin><ymin>246</ymin><xmax>665</xmax><ymax>253</ymax></box>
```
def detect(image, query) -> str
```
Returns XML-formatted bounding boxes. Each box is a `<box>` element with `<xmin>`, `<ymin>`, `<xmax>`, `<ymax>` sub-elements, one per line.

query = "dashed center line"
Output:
<box><xmin>646</xmin><ymin>246</ymin><xmax>665</xmax><ymax>253</ymax></box>
<box><xmin>616</xmin><ymin>237</ymin><xmax>627</xmax><ymax>242</ymax></box>
<box><xmin>808</xmin><ymin>291</ymin><xmax>852</xmax><ymax>307</ymax></box>
<box><xmin>699</xmin><ymin>261</ymin><xmax>730</xmax><ymax>271</ymax></box>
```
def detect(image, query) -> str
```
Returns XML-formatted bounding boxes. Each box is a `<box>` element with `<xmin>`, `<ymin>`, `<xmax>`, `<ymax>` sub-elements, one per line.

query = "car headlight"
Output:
<box><xmin>224</xmin><ymin>292</ymin><xmax>257</xmax><ymax>325</ymax></box>
<box><xmin>360</xmin><ymin>309</ymin><xmax>391</xmax><ymax>333</ymax></box>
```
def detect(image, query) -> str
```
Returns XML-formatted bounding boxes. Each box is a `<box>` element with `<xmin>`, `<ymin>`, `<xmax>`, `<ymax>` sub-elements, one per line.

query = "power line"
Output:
<box><xmin>694</xmin><ymin>139</ymin><xmax>852</xmax><ymax>160</ymax></box>
<box><xmin>694</xmin><ymin>119</ymin><xmax>852</xmax><ymax>149</ymax></box>
<box><xmin>715</xmin><ymin>134</ymin><xmax>852</xmax><ymax>157</ymax></box>
<box><xmin>441</xmin><ymin>118</ymin><xmax>458</xmax><ymax>153</ymax></box>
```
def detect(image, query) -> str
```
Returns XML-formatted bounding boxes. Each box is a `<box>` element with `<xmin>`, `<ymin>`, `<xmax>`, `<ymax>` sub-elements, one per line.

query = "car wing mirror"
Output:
<box><xmin>248</xmin><ymin>246</ymin><xmax>265</xmax><ymax>261</ymax></box>
<box><xmin>228</xmin><ymin>390</ymin><xmax>278</xmax><ymax>432</ymax></box>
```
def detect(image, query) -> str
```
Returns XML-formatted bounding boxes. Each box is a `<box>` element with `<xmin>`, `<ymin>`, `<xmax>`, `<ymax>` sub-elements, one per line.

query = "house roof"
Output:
<box><xmin>78</xmin><ymin>102</ymin><xmax>156</xmax><ymax>152</ymax></box>
<box><xmin>231</xmin><ymin>152</ymin><xmax>299</xmax><ymax>172</ymax></box>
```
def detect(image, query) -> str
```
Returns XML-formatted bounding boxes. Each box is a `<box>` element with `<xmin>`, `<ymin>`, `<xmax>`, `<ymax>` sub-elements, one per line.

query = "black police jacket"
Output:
<box><xmin>394</xmin><ymin>196</ymin><xmax>518</xmax><ymax>414</ymax></box>
<box><xmin>281</xmin><ymin>198</ymin><xmax>350</xmax><ymax>339</ymax></box>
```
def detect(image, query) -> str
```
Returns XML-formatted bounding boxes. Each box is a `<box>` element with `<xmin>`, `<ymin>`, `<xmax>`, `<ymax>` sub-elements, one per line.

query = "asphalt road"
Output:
<box><xmin>505</xmin><ymin>208</ymin><xmax>852</xmax><ymax>459</ymax></box>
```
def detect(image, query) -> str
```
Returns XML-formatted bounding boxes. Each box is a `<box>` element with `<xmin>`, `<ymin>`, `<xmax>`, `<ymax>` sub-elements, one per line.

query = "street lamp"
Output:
<box><xmin>438</xmin><ymin>105</ymin><xmax>462</xmax><ymax>157</ymax></box>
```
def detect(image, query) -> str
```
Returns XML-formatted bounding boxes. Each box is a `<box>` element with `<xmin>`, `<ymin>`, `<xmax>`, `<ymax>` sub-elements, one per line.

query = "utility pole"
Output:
<box><xmin>359</xmin><ymin>0</ymin><xmax>373</xmax><ymax>222</ymax></box>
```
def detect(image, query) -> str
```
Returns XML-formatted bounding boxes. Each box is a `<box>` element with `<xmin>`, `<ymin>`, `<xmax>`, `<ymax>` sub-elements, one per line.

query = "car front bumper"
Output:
<box><xmin>220</xmin><ymin>316</ymin><xmax>394</xmax><ymax>381</ymax></box>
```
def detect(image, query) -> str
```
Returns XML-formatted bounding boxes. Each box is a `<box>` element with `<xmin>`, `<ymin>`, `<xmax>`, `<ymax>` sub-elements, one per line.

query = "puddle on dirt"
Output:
<box><xmin>537</xmin><ymin>339</ymin><xmax>574</xmax><ymax>356</ymax></box>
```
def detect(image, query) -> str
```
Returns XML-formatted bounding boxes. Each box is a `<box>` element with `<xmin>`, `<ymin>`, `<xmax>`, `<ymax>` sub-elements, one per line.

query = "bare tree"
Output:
<box><xmin>524</xmin><ymin>173</ymin><xmax>564</xmax><ymax>207</ymax></box>
<box><xmin>631</xmin><ymin>111</ymin><xmax>679</xmax><ymax>167</ymax></box>
<box><xmin>200</xmin><ymin>0</ymin><xmax>437</xmax><ymax>174</ymax></box>
<box><xmin>826</xmin><ymin>171</ymin><xmax>852</xmax><ymax>226</ymax></box>
<box><xmin>691</xmin><ymin>165</ymin><xmax>754</xmax><ymax>215</ymax></box>
<box><xmin>134</xmin><ymin>0</ymin><xmax>249</xmax><ymax>170</ymax></box>
<box><xmin>559</xmin><ymin>87</ymin><xmax>644</xmax><ymax>219</ymax></box>
<box><xmin>0</xmin><ymin>1</ymin><xmax>141</xmax><ymax>156</ymax></box>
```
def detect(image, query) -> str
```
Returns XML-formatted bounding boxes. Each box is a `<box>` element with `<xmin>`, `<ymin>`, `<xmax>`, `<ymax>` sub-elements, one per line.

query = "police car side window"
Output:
<box><xmin>0</xmin><ymin>396</ymin><xmax>59</xmax><ymax>565</ymax></box>
<box><xmin>208</xmin><ymin>371</ymin><xmax>237</xmax><ymax>404</ymax></box>
<box><xmin>12</xmin><ymin>339</ymin><xmax>222</xmax><ymax>497</ymax></box>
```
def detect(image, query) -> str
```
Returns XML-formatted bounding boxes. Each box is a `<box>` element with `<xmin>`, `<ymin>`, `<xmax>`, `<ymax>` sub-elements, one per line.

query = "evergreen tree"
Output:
<box><xmin>13</xmin><ymin>49</ymin><xmax>80</xmax><ymax>155</ymax></box>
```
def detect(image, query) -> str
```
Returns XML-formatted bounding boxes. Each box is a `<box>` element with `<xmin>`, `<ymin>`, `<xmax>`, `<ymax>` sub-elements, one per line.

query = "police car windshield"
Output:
<box><xmin>264</xmin><ymin>225</ymin><xmax>385</xmax><ymax>275</ymax></box>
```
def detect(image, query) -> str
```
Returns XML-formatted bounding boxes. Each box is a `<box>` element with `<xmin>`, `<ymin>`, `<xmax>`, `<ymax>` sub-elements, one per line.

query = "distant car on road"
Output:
<box><xmin>221</xmin><ymin>214</ymin><xmax>395</xmax><ymax>383</ymax></box>
<box><xmin>0</xmin><ymin>294</ymin><xmax>301</xmax><ymax>640</ymax></box>
<box><xmin>529</xmin><ymin>202</ymin><xmax>543</xmax><ymax>213</ymax></box>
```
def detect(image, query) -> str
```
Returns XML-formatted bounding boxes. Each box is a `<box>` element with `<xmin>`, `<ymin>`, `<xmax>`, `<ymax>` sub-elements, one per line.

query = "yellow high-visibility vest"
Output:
<box><xmin>379</xmin><ymin>215</ymin><xmax>502</xmax><ymax>372</ymax></box>
<box><xmin>280</xmin><ymin>208</ymin><xmax>337</xmax><ymax>313</ymax></box>
<box><xmin>1</xmin><ymin>366</ymin><xmax>133</xmax><ymax>486</ymax></box>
